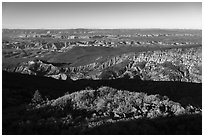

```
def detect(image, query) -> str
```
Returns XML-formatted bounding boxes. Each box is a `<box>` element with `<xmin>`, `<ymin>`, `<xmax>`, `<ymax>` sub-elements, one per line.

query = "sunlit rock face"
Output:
<box><xmin>3</xmin><ymin>47</ymin><xmax>201</xmax><ymax>83</ymax></box>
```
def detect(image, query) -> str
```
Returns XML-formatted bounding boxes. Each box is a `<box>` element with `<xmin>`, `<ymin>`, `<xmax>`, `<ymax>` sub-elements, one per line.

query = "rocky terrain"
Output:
<box><xmin>4</xmin><ymin>46</ymin><xmax>202</xmax><ymax>83</ymax></box>
<box><xmin>2</xmin><ymin>29</ymin><xmax>202</xmax><ymax>135</ymax></box>
<box><xmin>2</xmin><ymin>86</ymin><xmax>202</xmax><ymax>134</ymax></box>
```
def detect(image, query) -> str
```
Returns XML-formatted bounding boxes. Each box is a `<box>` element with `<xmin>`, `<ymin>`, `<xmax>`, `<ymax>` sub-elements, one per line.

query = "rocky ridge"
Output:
<box><xmin>27</xmin><ymin>86</ymin><xmax>201</xmax><ymax>130</ymax></box>
<box><xmin>3</xmin><ymin>47</ymin><xmax>202</xmax><ymax>83</ymax></box>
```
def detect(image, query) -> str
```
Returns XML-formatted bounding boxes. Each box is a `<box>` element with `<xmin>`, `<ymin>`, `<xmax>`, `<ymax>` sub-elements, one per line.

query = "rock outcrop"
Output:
<box><xmin>3</xmin><ymin>47</ymin><xmax>202</xmax><ymax>83</ymax></box>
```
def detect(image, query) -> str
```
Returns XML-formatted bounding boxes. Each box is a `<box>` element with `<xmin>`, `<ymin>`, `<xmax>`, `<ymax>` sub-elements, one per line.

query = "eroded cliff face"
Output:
<box><xmin>3</xmin><ymin>47</ymin><xmax>201</xmax><ymax>83</ymax></box>
<box><xmin>124</xmin><ymin>47</ymin><xmax>202</xmax><ymax>83</ymax></box>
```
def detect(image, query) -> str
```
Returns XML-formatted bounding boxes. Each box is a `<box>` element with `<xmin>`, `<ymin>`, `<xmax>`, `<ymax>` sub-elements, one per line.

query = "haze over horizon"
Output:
<box><xmin>2</xmin><ymin>2</ymin><xmax>202</xmax><ymax>29</ymax></box>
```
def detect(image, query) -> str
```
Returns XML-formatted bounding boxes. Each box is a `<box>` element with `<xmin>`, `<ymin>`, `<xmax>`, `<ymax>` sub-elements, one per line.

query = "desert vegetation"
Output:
<box><xmin>3</xmin><ymin>86</ymin><xmax>201</xmax><ymax>135</ymax></box>
<box><xmin>2</xmin><ymin>29</ymin><xmax>202</xmax><ymax>134</ymax></box>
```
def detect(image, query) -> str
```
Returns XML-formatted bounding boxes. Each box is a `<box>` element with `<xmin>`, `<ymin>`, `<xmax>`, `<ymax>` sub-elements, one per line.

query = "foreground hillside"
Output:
<box><xmin>3</xmin><ymin>83</ymin><xmax>202</xmax><ymax>134</ymax></box>
<box><xmin>3</xmin><ymin>71</ymin><xmax>202</xmax><ymax>134</ymax></box>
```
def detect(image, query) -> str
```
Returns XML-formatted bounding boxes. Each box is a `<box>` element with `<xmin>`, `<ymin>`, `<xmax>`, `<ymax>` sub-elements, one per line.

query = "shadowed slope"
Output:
<box><xmin>3</xmin><ymin>71</ymin><xmax>201</xmax><ymax>107</ymax></box>
<box><xmin>83</xmin><ymin>114</ymin><xmax>201</xmax><ymax>135</ymax></box>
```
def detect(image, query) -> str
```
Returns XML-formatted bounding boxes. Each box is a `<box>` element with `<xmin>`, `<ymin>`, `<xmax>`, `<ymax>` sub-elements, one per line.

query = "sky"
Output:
<box><xmin>2</xmin><ymin>2</ymin><xmax>202</xmax><ymax>29</ymax></box>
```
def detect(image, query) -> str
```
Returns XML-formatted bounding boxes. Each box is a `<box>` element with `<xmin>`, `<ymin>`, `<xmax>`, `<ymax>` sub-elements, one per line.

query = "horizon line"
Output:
<box><xmin>2</xmin><ymin>28</ymin><xmax>202</xmax><ymax>30</ymax></box>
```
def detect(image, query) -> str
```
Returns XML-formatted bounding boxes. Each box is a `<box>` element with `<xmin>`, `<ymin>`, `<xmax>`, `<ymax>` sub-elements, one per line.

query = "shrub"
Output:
<box><xmin>31</xmin><ymin>90</ymin><xmax>43</xmax><ymax>104</ymax></box>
